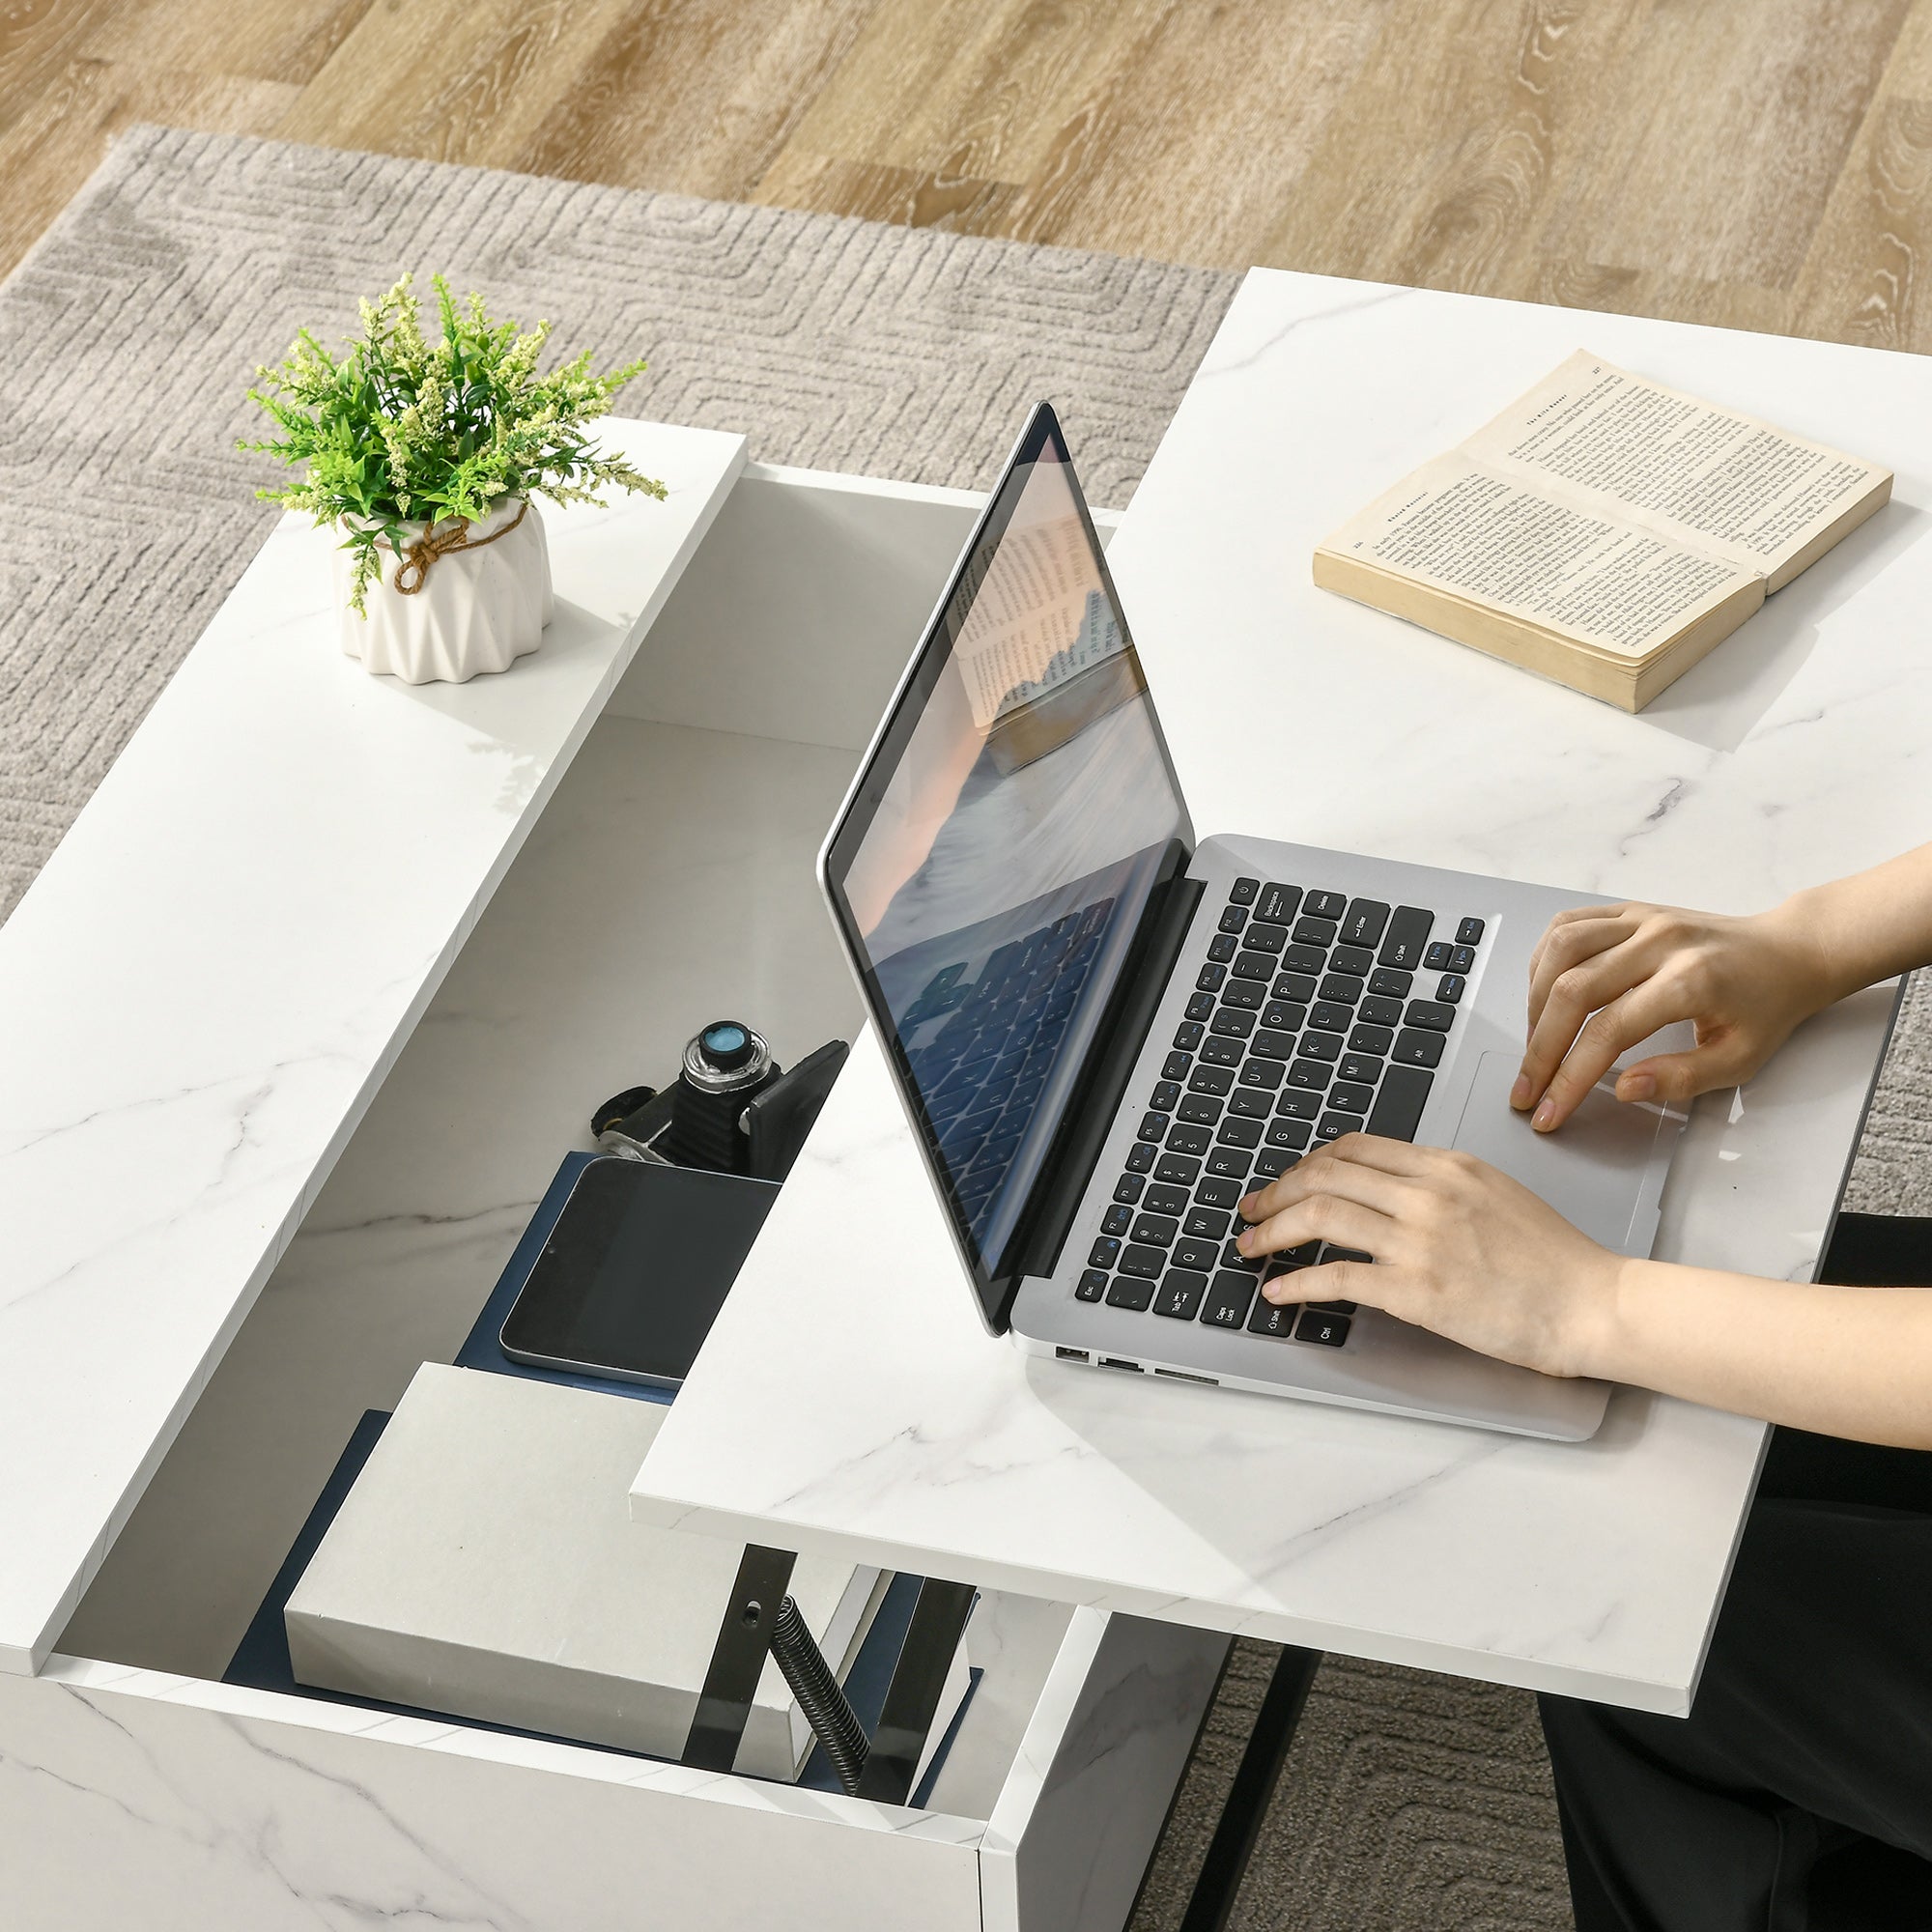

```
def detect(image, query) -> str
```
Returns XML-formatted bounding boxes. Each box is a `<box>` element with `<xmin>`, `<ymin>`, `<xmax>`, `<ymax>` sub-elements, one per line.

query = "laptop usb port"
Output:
<box><xmin>1154</xmin><ymin>1367</ymin><xmax>1219</xmax><ymax>1386</ymax></box>
<box><xmin>1056</xmin><ymin>1347</ymin><xmax>1090</xmax><ymax>1363</ymax></box>
<box><xmin>1097</xmin><ymin>1356</ymin><xmax>1143</xmax><ymax>1373</ymax></box>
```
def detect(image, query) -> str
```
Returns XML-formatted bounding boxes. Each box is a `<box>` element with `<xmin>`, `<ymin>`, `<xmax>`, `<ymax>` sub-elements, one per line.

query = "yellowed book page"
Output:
<box><xmin>1318</xmin><ymin>454</ymin><xmax>1759</xmax><ymax>662</ymax></box>
<box><xmin>1466</xmin><ymin>350</ymin><xmax>1890</xmax><ymax>591</ymax></box>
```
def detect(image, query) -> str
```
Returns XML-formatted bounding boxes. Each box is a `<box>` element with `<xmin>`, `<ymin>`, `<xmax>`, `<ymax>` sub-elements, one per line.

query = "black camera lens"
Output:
<box><xmin>698</xmin><ymin>1022</ymin><xmax>757</xmax><ymax>1074</ymax></box>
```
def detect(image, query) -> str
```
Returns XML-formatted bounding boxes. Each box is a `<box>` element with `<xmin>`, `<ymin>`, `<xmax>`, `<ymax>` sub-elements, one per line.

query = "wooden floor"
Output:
<box><xmin>4</xmin><ymin>0</ymin><xmax>1931</xmax><ymax>352</ymax></box>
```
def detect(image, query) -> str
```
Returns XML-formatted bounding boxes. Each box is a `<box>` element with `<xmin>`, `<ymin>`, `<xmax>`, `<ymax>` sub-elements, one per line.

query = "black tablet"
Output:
<box><xmin>499</xmin><ymin>1158</ymin><xmax>780</xmax><ymax>1388</ymax></box>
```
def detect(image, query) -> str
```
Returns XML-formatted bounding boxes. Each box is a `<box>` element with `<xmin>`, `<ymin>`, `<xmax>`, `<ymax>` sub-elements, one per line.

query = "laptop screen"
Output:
<box><xmin>821</xmin><ymin>405</ymin><xmax>1190</xmax><ymax>1326</ymax></box>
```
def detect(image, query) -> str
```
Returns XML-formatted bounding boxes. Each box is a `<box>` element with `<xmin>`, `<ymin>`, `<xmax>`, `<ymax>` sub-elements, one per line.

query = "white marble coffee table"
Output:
<box><xmin>631</xmin><ymin>270</ymin><xmax>1932</xmax><ymax>1717</ymax></box>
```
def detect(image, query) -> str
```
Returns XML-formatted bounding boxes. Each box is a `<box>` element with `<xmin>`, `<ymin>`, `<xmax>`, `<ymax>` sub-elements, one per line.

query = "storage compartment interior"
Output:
<box><xmin>48</xmin><ymin>467</ymin><xmax>1120</xmax><ymax>1831</ymax></box>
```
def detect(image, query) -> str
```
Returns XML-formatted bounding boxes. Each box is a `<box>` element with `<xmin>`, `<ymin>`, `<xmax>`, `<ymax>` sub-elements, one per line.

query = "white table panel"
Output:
<box><xmin>633</xmin><ymin>274</ymin><xmax>1929</xmax><ymax>1712</ymax></box>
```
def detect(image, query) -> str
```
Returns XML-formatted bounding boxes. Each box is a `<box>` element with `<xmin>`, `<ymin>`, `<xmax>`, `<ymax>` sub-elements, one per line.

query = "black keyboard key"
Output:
<box><xmin>1227</xmin><ymin>1088</ymin><xmax>1271</xmax><ymax>1120</ymax></box>
<box><xmin>1359</xmin><ymin>994</ymin><xmax>1403</xmax><ymax>1028</ymax></box>
<box><xmin>1155</xmin><ymin>1270</ymin><xmax>1209</xmax><ymax>1320</ymax></box>
<box><xmin>1179</xmin><ymin>1094</ymin><xmax>1222</xmax><ymax>1125</ymax></box>
<box><xmin>1405</xmin><ymin>1000</ymin><xmax>1455</xmax><ymax>1032</ymax></box>
<box><xmin>1089</xmin><ymin>1236</ymin><xmax>1122</xmax><ymax>1267</ymax></box>
<box><xmin>1293</xmin><ymin>915</ymin><xmax>1338</xmax><ymax>948</ymax></box>
<box><xmin>1126</xmin><ymin>1143</ymin><xmax>1156</xmax><ymax>1174</ymax></box>
<box><xmin>1307</xmin><ymin>1299</ymin><xmax>1358</xmax><ymax>1314</ymax></box>
<box><xmin>1145</xmin><ymin>1181</ymin><xmax>1189</xmax><ymax>1216</ymax></box>
<box><xmin>1113</xmin><ymin>1175</ymin><xmax>1146</xmax><ymax>1208</ymax></box>
<box><xmin>1162</xmin><ymin>1050</ymin><xmax>1193</xmax><ymax>1081</ymax></box>
<box><xmin>1209</xmin><ymin>1007</ymin><xmax>1256</xmax><ymax>1039</ymax></box>
<box><xmin>1250</xmin><ymin>1028</ymin><xmax>1296</xmax><ymax>1062</ymax></box>
<box><xmin>1222</xmin><ymin>1237</ymin><xmax>1259</xmax><ymax>1270</ymax></box>
<box><xmin>1231</xmin><ymin>950</ymin><xmax>1274</xmax><ymax>982</ymax></box>
<box><xmin>1107</xmin><ymin>1274</ymin><xmax>1155</xmax><ymax>1312</ymax></box>
<box><xmin>1281</xmin><ymin>944</ymin><xmax>1327</xmax><ymax>976</ymax></box>
<box><xmin>1196</xmin><ymin>1177</ymin><xmax>1243</xmax><ymax>1209</ymax></box>
<box><xmin>1156</xmin><ymin>1152</ymin><xmax>1203</xmax><ymax>1185</ymax></box>
<box><xmin>1189</xmin><ymin>1064</ymin><xmax>1235</xmax><ymax>1095</ymax></box>
<box><xmin>1276</xmin><ymin>1089</ymin><xmax>1321</xmax><ymax>1120</ymax></box>
<box><xmin>1185</xmin><ymin>991</ymin><xmax>1216</xmax><ymax>1021</ymax></box>
<box><xmin>1218</xmin><ymin>904</ymin><xmax>1248</xmax><ymax>935</ymax></box>
<box><xmin>1118</xmin><ymin>1243</ymin><xmax>1165</xmax><ymax>1280</ymax></box>
<box><xmin>1221</xmin><ymin>979</ymin><xmax>1264</xmax><ymax>1011</ymax></box>
<box><xmin>1349</xmin><ymin>1023</ymin><xmax>1394</xmax><ymax>1056</ymax></box>
<box><xmin>1257</xmin><ymin>882</ymin><xmax>1302</xmax><ymax>925</ymax></box>
<box><xmin>1174</xmin><ymin>1236</ymin><xmax>1219</xmax><ymax>1272</ymax></box>
<box><xmin>1331</xmin><ymin>943</ymin><xmax>1375</xmax><ymax>978</ymax></box>
<box><xmin>1185</xmin><ymin>1206</ymin><xmax>1231</xmax><ymax>1239</ymax></box>
<box><xmin>1174</xmin><ymin>1020</ymin><xmax>1205</xmax><ymax>1051</ymax></box>
<box><xmin>1206</xmin><ymin>1146</ymin><xmax>1251</xmax><ymax>1179</ymax></box>
<box><xmin>1294</xmin><ymin>1309</ymin><xmax>1351</xmax><ymax>1348</ymax></box>
<box><xmin>1103</xmin><ymin>1204</ymin><xmax>1133</xmax><ymax>1236</ymax></box>
<box><xmin>1076</xmin><ymin>1269</ymin><xmax>1109</xmax><ymax>1301</ymax></box>
<box><xmin>1316</xmin><ymin>1111</ymin><xmax>1365</xmax><ymax>1142</ymax></box>
<box><xmin>1215</xmin><ymin>1116</ymin><xmax>1263</xmax><ymax>1149</ymax></box>
<box><xmin>1288</xmin><ymin>1058</ymin><xmax>1333</xmax><ymax>1091</ymax></box>
<box><xmin>1378</xmin><ymin>907</ymin><xmax>1434</xmax><ymax>969</ymax></box>
<box><xmin>1243</xmin><ymin>922</ymin><xmax>1287</xmax><ymax>953</ymax></box>
<box><xmin>1201</xmin><ymin>1035</ymin><xmax>1243</xmax><ymax>1067</ymax></box>
<box><xmin>1248</xmin><ymin>1295</ymin><xmax>1298</xmax><ymax>1338</ymax></box>
<box><xmin>1366</xmin><ymin>1064</ymin><xmax>1433</xmax><ymax>1140</ymax></box>
<box><xmin>1330</xmin><ymin>1081</ymin><xmax>1376</xmax><ymax>1115</ymax></box>
<box><xmin>1318</xmin><ymin>1244</ymin><xmax>1374</xmax><ymax>1266</ymax></box>
<box><xmin>1272</xmin><ymin>973</ymin><xmax>1318</xmax><ymax>1007</ymax></box>
<box><xmin>1197</xmin><ymin>962</ymin><xmax>1227</xmax><ymax>992</ymax></box>
<box><xmin>1168</xmin><ymin>1123</ymin><xmax>1212</xmax><ymax>1155</ymax></box>
<box><xmin>1341</xmin><ymin>899</ymin><xmax>1390</xmax><ymax>947</ymax></box>
<box><xmin>1392</xmin><ymin>1028</ymin><xmax>1445</xmax><ymax>1069</ymax></box>
<box><xmin>1131</xmin><ymin>1212</ymin><xmax>1179</xmax><ymax>1246</ymax></box>
<box><xmin>1137</xmin><ymin>1111</ymin><xmax>1171</xmax><ymax>1143</ymax></box>
<box><xmin>1266</xmin><ymin>1117</ymin><xmax>1312</xmax><ymax>1150</ymax></box>
<box><xmin>1424</xmin><ymin>941</ymin><xmax>1454</xmax><ymax>972</ymax></box>
<box><xmin>1202</xmin><ymin>1272</ymin><xmax>1257</xmax><ymax>1327</ymax></box>
<box><xmin>1251</xmin><ymin>1148</ymin><xmax>1295</xmax><ymax>1180</ymax></box>
<box><xmin>1368</xmin><ymin>968</ymin><xmax>1412</xmax><ymax>999</ymax></box>
<box><xmin>1338</xmin><ymin>1052</ymin><xmax>1384</xmax><ymax>1086</ymax></box>
<box><xmin>1299</xmin><ymin>1030</ymin><xmax>1342</xmax><ymax>1063</ymax></box>
<box><xmin>1230</xmin><ymin>877</ymin><xmax>1259</xmax><ymax>905</ymax></box>
<box><xmin>1151</xmin><ymin>1080</ymin><xmax>1181</xmax><ymax>1111</ymax></box>
<box><xmin>1456</xmin><ymin>916</ymin><xmax>1485</xmax><ymax>946</ymax></box>
<box><xmin>1448</xmin><ymin>945</ymin><xmax>1476</xmax><ymax>974</ymax></box>
<box><xmin>1308</xmin><ymin>1001</ymin><xmax>1351</xmax><ymax>1033</ymax></box>
<box><xmin>1238</xmin><ymin>1056</ymin><xmax>1285</xmax><ymax>1090</ymax></box>
<box><xmin>1304</xmin><ymin>889</ymin><xmax>1348</xmax><ymax>921</ymax></box>
<box><xmin>1207</xmin><ymin>931</ymin><xmax>1238</xmax><ymax>964</ymax></box>
<box><xmin>1319</xmin><ymin>973</ymin><xmax>1364</xmax><ymax>1005</ymax></box>
<box><xmin>1436</xmin><ymin>974</ymin><xmax>1465</xmax><ymax>1004</ymax></box>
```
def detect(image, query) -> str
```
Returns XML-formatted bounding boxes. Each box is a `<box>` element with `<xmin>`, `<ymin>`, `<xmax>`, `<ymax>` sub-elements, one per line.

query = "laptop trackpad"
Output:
<box><xmin>1450</xmin><ymin>1051</ymin><xmax>1681</xmax><ymax>1256</ymax></box>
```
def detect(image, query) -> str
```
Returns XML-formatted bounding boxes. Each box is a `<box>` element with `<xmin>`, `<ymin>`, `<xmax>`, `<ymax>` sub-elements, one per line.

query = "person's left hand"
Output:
<box><xmin>1235</xmin><ymin>1136</ymin><xmax>1623</xmax><ymax>1379</ymax></box>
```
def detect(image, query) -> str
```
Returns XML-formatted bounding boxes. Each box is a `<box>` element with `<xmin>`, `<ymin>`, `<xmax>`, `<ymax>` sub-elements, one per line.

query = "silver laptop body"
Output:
<box><xmin>818</xmin><ymin>405</ymin><xmax>1686</xmax><ymax>1441</ymax></box>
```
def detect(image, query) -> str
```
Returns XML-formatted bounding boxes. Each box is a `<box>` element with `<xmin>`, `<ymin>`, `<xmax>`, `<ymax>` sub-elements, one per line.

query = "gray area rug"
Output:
<box><xmin>4</xmin><ymin>125</ymin><xmax>1926</xmax><ymax>1932</ymax></box>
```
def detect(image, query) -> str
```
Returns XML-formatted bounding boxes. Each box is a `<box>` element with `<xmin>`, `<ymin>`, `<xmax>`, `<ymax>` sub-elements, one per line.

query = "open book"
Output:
<box><xmin>1314</xmin><ymin>351</ymin><xmax>1891</xmax><ymax>709</ymax></box>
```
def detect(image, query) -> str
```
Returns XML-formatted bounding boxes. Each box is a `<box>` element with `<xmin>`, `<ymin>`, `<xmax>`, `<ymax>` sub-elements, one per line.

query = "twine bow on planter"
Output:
<box><xmin>388</xmin><ymin>497</ymin><xmax>529</xmax><ymax>594</ymax></box>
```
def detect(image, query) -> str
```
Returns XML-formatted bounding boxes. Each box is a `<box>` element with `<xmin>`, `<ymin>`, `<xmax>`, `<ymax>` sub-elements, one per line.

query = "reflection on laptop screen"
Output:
<box><xmin>828</xmin><ymin>416</ymin><xmax>1187</xmax><ymax>1284</ymax></box>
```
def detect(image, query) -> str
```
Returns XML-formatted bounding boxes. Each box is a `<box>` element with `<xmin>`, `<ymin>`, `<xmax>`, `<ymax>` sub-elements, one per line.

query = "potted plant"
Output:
<box><xmin>242</xmin><ymin>274</ymin><xmax>667</xmax><ymax>684</ymax></box>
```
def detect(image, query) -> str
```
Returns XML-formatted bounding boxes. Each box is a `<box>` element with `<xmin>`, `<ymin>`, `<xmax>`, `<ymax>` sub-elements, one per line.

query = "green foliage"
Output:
<box><xmin>242</xmin><ymin>274</ymin><xmax>668</xmax><ymax>614</ymax></box>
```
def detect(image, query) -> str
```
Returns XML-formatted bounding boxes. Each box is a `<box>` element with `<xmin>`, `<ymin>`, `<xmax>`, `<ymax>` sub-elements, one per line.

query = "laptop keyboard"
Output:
<box><xmin>1075</xmin><ymin>876</ymin><xmax>1488</xmax><ymax>1350</ymax></box>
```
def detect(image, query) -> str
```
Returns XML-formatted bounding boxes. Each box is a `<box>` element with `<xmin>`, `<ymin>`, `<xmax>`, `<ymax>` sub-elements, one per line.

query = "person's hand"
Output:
<box><xmin>1235</xmin><ymin>1136</ymin><xmax>1622</xmax><ymax>1378</ymax></box>
<box><xmin>1514</xmin><ymin>899</ymin><xmax>1835</xmax><ymax>1132</ymax></box>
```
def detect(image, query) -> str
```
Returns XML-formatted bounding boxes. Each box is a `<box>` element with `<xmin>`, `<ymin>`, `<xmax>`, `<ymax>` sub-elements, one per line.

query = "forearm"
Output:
<box><xmin>1784</xmin><ymin>841</ymin><xmax>1932</xmax><ymax>1001</ymax></box>
<box><xmin>1585</xmin><ymin>1258</ymin><xmax>1932</xmax><ymax>1448</ymax></box>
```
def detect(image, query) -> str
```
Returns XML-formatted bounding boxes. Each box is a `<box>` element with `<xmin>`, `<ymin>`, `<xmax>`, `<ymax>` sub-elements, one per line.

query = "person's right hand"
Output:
<box><xmin>1514</xmin><ymin>900</ymin><xmax>1836</xmax><ymax>1131</ymax></box>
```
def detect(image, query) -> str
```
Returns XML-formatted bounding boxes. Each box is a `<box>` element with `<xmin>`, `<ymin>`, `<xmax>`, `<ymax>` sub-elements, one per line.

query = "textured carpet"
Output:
<box><xmin>4</xmin><ymin>126</ymin><xmax>1927</xmax><ymax>1932</ymax></box>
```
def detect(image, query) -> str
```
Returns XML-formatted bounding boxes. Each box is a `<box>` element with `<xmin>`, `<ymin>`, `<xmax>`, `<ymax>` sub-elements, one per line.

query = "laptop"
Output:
<box><xmin>818</xmin><ymin>404</ymin><xmax>1688</xmax><ymax>1440</ymax></box>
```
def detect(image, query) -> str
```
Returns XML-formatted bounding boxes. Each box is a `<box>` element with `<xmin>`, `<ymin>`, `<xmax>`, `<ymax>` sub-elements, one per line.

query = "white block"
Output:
<box><xmin>287</xmin><ymin>1364</ymin><xmax>877</xmax><ymax>1777</ymax></box>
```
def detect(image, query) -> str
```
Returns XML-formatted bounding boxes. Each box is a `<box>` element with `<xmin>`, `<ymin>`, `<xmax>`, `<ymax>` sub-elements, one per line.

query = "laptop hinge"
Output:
<box><xmin>1009</xmin><ymin>869</ymin><xmax>1206</xmax><ymax>1289</ymax></box>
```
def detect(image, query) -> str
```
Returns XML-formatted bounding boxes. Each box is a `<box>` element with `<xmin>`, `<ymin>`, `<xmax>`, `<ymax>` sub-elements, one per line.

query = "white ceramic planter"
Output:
<box><xmin>335</xmin><ymin>496</ymin><xmax>554</xmax><ymax>684</ymax></box>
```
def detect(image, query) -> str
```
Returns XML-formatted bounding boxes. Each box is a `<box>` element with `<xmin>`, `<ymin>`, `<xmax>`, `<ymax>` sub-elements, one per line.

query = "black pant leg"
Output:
<box><xmin>1541</xmin><ymin>1211</ymin><xmax>1932</xmax><ymax>1932</ymax></box>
